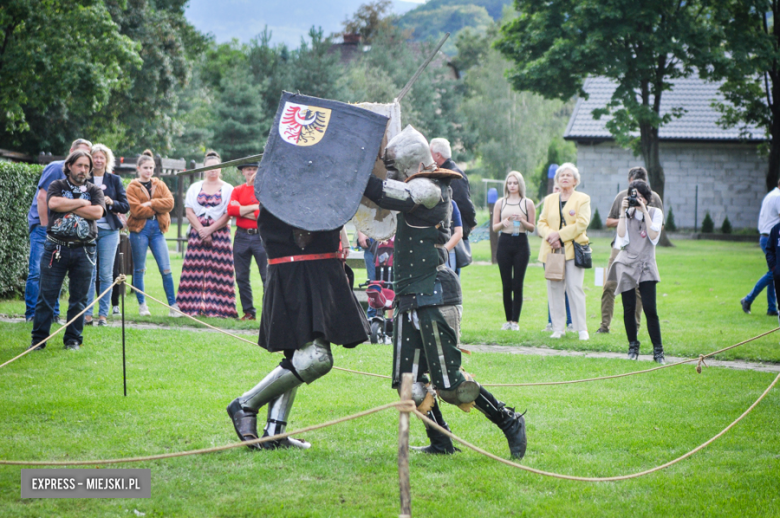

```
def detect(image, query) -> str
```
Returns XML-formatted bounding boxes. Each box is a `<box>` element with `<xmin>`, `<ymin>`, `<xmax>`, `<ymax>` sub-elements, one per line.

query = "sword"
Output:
<box><xmin>394</xmin><ymin>32</ymin><xmax>450</xmax><ymax>103</ymax></box>
<box><xmin>173</xmin><ymin>153</ymin><xmax>264</xmax><ymax>176</ymax></box>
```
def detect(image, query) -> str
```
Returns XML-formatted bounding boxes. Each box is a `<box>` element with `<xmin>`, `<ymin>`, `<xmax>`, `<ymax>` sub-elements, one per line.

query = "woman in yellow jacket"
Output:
<box><xmin>537</xmin><ymin>163</ymin><xmax>591</xmax><ymax>340</ymax></box>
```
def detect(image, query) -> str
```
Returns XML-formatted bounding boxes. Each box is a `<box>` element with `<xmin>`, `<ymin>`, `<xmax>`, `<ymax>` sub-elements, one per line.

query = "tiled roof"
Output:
<box><xmin>564</xmin><ymin>76</ymin><xmax>766</xmax><ymax>142</ymax></box>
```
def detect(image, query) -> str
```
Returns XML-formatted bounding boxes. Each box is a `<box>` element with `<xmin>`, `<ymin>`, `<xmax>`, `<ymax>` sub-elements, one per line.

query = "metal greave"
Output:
<box><xmin>264</xmin><ymin>387</ymin><xmax>299</xmax><ymax>436</ymax></box>
<box><xmin>238</xmin><ymin>365</ymin><xmax>303</xmax><ymax>412</ymax></box>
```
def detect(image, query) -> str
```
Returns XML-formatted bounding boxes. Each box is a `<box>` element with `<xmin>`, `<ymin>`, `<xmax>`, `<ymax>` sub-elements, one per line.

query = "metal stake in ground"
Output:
<box><xmin>398</xmin><ymin>373</ymin><xmax>413</xmax><ymax>517</ymax></box>
<box><xmin>120</xmin><ymin>253</ymin><xmax>127</xmax><ymax>397</ymax></box>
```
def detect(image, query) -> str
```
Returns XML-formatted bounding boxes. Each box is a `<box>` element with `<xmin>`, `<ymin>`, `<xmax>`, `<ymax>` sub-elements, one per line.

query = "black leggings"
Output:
<box><xmin>496</xmin><ymin>233</ymin><xmax>530</xmax><ymax>322</ymax></box>
<box><xmin>621</xmin><ymin>281</ymin><xmax>662</xmax><ymax>346</ymax></box>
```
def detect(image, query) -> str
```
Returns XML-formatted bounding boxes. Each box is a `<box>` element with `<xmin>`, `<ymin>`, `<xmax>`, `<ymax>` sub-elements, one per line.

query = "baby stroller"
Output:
<box><xmin>362</xmin><ymin>238</ymin><xmax>395</xmax><ymax>344</ymax></box>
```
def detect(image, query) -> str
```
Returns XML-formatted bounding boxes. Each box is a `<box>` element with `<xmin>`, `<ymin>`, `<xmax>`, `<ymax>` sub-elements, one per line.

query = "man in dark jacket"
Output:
<box><xmin>430</xmin><ymin>138</ymin><xmax>477</xmax><ymax>237</ymax></box>
<box><xmin>765</xmin><ymin>220</ymin><xmax>780</xmax><ymax>327</ymax></box>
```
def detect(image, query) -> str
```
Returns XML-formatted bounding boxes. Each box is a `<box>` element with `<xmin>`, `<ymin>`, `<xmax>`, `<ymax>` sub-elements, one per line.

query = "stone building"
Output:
<box><xmin>563</xmin><ymin>77</ymin><xmax>767</xmax><ymax>230</ymax></box>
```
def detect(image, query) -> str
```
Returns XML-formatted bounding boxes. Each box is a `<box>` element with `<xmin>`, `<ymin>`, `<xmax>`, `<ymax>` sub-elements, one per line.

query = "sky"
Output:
<box><xmin>185</xmin><ymin>0</ymin><xmax>425</xmax><ymax>49</ymax></box>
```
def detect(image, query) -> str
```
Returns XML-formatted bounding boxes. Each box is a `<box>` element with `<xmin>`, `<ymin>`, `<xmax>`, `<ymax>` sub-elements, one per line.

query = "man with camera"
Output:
<box><xmin>598</xmin><ymin>167</ymin><xmax>663</xmax><ymax>334</ymax></box>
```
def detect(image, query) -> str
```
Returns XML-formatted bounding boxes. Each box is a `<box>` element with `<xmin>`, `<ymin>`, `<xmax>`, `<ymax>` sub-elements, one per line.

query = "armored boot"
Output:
<box><xmin>627</xmin><ymin>341</ymin><xmax>640</xmax><ymax>361</ymax></box>
<box><xmin>258</xmin><ymin>387</ymin><xmax>311</xmax><ymax>450</ymax></box>
<box><xmin>412</xmin><ymin>400</ymin><xmax>460</xmax><ymax>454</ymax></box>
<box><xmin>227</xmin><ymin>399</ymin><xmax>262</xmax><ymax>450</ymax></box>
<box><xmin>474</xmin><ymin>387</ymin><xmax>527</xmax><ymax>459</ymax></box>
<box><xmin>653</xmin><ymin>344</ymin><xmax>666</xmax><ymax>365</ymax></box>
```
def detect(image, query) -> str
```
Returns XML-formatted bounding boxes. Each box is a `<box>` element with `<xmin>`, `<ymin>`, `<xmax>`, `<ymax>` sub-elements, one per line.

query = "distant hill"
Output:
<box><xmin>395</xmin><ymin>0</ymin><xmax>513</xmax><ymax>53</ymax></box>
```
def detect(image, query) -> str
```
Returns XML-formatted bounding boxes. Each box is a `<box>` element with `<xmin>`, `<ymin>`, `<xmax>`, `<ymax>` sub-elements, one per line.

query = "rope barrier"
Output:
<box><xmin>0</xmin><ymin>400</ymin><xmax>416</xmax><ymax>466</ymax></box>
<box><xmin>481</xmin><ymin>327</ymin><xmax>780</xmax><ymax>387</ymax></box>
<box><xmin>413</xmin><ymin>368</ymin><xmax>780</xmax><ymax>481</ymax></box>
<box><xmin>0</xmin><ymin>277</ymin><xmax>123</xmax><ymax>369</ymax></box>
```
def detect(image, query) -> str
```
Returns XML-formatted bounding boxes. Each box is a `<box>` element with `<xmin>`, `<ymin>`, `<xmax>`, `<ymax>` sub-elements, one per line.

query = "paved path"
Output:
<box><xmin>3</xmin><ymin>315</ymin><xmax>778</xmax><ymax>373</ymax></box>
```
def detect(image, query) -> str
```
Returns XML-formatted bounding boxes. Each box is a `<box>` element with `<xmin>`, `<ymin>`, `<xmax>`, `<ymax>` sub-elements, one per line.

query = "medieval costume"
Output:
<box><xmin>227</xmin><ymin>92</ymin><xmax>384</xmax><ymax>450</ymax></box>
<box><xmin>362</xmin><ymin>126</ymin><xmax>527</xmax><ymax>459</ymax></box>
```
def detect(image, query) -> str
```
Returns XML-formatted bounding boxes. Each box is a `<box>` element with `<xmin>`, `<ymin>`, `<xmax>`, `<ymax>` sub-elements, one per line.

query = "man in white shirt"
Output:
<box><xmin>741</xmin><ymin>183</ymin><xmax>780</xmax><ymax>316</ymax></box>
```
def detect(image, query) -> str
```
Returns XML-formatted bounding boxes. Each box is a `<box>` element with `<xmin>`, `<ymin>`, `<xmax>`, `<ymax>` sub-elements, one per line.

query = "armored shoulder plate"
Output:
<box><xmin>407</xmin><ymin>178</ymin><xmax>441</xmax><ymax>209</ymax></box>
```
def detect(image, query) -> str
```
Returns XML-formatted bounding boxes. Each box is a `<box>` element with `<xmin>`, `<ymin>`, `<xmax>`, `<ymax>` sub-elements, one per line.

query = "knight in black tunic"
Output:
<box><xmin>227</xmin><ymin>208</ymin><xmax>369</xmax><ymax>450</ymax></box>
<box><xmin>362</xmin><ymin>125</ymin><xmax>528</xmax><ymax>459</ymax></box>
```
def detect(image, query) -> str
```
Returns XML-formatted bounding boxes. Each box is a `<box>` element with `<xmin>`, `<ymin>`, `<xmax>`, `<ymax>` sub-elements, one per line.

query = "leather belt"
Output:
<box><xmin>236</xmin><ymin>227</ymin><xmax>259</xmax><ymax>235</ymax></box>
<box><xmin>46</xmin><ymin>235</ymin><xmax>96</xmax><ymax>248</ymax></box>
<box><xmin>761</xmin><ymin>233</ymin><xmax>769</xmax><ymax>237</ymax></box>
<box><xmin>268</xmin><ymin>251</ymin><xmax>346</xmax><ymax>265</ymax></box>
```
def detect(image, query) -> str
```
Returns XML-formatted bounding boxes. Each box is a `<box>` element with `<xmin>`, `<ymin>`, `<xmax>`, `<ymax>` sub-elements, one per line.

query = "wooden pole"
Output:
<box><xmin>398</xmin><ymin>373</ymin><xmax>413</xmax><ymax>517</ymax></box>
<box><xmin>119</xmin><ymin>253</ymin><xmax>127</xmax><ymax>397</ymax></box>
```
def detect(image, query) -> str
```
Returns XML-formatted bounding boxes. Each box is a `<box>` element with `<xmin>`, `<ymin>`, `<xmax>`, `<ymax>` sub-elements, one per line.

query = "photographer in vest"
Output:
<box><xmin>606</xmin><ymin>180</ymin><xmax>665</xmax><ymax>364</ymax></box>
<box><xmin>29</xmin><ymin>150</ymin><xmax>106</xmax><ymax>351</ymax></box>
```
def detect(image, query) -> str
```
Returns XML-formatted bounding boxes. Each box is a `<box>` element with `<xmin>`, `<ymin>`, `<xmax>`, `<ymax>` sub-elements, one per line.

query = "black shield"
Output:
<box><xmin>255</xmin><ymin>91</ymin><xmax>389</xmax><ymax>231</ymax></box>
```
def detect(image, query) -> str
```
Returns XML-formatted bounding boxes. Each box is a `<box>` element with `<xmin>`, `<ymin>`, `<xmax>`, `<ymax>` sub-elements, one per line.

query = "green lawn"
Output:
<box><xmin>0</xmin><ymin>237</ymin><xmax>778</xmax><ymax>516</ymax></box>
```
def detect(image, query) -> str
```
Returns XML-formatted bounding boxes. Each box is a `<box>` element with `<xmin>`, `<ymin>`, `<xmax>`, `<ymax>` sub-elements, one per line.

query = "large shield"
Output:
<box><xmin>350</xmin><ymin>102</ymin><xmax>402</xmax><ymax>240</ymax></box>
<box><xmin>255</xmin><ymin>92</ymin><xmax>389</xmax><ymax>231</ymax></box>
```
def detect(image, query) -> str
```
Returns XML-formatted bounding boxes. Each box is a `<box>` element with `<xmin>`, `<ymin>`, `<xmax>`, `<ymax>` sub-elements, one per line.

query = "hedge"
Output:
<box><xmin>0</xmin><ymin>162</ymin><xmax>43</xmax><ymax>298</ymax></box>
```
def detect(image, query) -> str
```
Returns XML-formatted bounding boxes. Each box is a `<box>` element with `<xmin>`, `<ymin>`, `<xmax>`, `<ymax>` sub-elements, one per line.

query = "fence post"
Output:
<box><xmin>119</xmin><ymin>253</ymin><xmax>127</xmax><ymax>397</ymax></box>
<box><xmin>398</xmin><ymin>372</ymin><xmax>413</xmax><ymax>517</ymax></box>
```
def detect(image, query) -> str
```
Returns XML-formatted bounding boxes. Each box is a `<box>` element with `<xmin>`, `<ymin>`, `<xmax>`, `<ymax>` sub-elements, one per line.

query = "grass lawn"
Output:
<box><xmin>0</xmin><ymin>236</ymin><xmax>779</xmax><ymax>516</ymax></box>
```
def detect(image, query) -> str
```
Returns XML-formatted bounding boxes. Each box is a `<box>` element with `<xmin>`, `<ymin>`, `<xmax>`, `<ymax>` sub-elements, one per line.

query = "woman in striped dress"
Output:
<box><xmin>176</xmin><ymin>151</ymin><xmax>238</xmax><ymax>318</ymax></box>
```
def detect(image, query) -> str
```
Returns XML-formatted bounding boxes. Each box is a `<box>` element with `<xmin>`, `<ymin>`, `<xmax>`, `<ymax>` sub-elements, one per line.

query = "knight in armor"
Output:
<box><xmin>362</xmin><ymin>126</ymin><xmax>528</xmax><ymax>459</ymax></box>
<box><xmin>227</xmin><ymin>209</ymin><xmax>370</xmax><ymax>450</ymax></box>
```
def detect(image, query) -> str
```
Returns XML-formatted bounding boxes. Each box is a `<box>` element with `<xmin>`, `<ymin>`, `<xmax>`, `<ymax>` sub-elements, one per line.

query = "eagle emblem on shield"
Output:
<box><xmin>279</xmin><ymin>102</ymin><xmax>332</xmax><ymax>146</ymax></box>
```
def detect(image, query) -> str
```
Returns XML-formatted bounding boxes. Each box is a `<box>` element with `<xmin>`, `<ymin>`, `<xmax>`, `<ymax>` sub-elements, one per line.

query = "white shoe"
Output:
<box><xmin>112</xmin><ymin>306</ymin><xmax>120</xmax><ymax>316</ymax></box>
<box><xmin>168</xmin><ymin>304</ymin><xmax>183</xmax><ymax>318</ymax></box>
<box><xmin>550</xmin><ymin>331</ymin><xmax>563</xmax><ymax>339</ymax></box>
<box><xmin>501</xmin><ymin>322</ymin><xmax>512</xmax><ymax>330</ymax></box>
<box><xmin>138</xmin><ymin>304</ymin><xmax>151</xmax><ymax>317</ymax></box>
<box><xmin>510</xmin><ymin>322</ymin><xmax>520</xmax><ymax>331</ymax></box>
<box><xmin>542</xmin><ymin>323</ymin><xmax>553</xmax><ymax>332</ymax></box>
<box><xmin>579</xmin><ymin>331</ymin><xmax>590</xmax><ymax>341</ymax></box>
<box><xmin>383</xmin><ymin>335</ymin><xmax>392</xmax><ymax>345</ymax></box>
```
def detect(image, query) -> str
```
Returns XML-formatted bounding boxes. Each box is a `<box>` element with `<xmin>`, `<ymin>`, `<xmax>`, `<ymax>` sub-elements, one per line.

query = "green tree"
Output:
<box><xmin>710</xmin><ymin>0</ymin><xmax>779</xmax><ymax>191</ymax></box>
<box><xmin>0</xmin><ymin>0</ymin><xmax>140</xmax><ymax>153</ymax></box>
<box><xmin>495</xmin><ymin>0</ymin><xmax>717</xmax><ymax>207</ymax></box>
<box><xmin>209</xmin><ymin>69</ymin><xmax>268</xmax><ymax>161</ymax></box>
<box><xmin>341</xmin><ymin>0</ymin><xmax>395</xmax><ymax>44</ymax></box>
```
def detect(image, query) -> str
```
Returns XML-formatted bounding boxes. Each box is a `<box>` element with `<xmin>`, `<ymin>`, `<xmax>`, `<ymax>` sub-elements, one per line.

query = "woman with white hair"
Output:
<box><xmin>85</xmin><ymin>144</ymin><xmax>128</xmax><ymax>326</ymax></box>
<box><xmin>537</xmin><ymin>163</ymin><xmax>591</xmax><ymax>340</ymax></box>
<box><xmin>491</xmin><ymin>171</ymin><xmax>535</xmax><ymax>330</ymax></box>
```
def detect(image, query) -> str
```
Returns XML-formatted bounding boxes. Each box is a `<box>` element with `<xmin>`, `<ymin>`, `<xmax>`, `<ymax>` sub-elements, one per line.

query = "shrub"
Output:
<box><xmin>721</xmin><ymin>215</ymin><xmax>732</xmax><ymax>234</ymax></box>
<box><xmin>0</xmin><ymin>162</ymin><xmax>43</xmax><ymax>298</ymax></box>
<box><xmin>701</xmin><ymin>212</ymin><xmax>714</xmax><ymax>233</ymax></box>
<box><xmin>665</xmin><ymin>206</ymin><xmax>677</xmax><ymax>232</ymax></box>
<box><xmin>590</xmin><ymin>208</ymin><xmax>603</xmax><ymax>230</ymax></box>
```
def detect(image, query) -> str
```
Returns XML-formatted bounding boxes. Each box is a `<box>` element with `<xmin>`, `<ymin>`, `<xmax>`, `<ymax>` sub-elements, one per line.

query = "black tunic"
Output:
<box><xmin>257</xmin><ymin>209</ymin><xmax>369</xmax><ymax>352</ymax></box>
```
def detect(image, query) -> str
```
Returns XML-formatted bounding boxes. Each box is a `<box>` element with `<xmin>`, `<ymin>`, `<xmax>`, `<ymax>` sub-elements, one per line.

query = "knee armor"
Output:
<box><xmin>292</xmin><ymin>338</ymin><xmax>333</xmax><ymax>384</ymax></box>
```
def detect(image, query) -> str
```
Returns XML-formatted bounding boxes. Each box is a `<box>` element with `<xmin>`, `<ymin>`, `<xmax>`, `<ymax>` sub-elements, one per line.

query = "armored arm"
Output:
<box><xmin>363</xmin><ymin>175</ymin><xmax>441</xmax><ymax>213</ymax></box>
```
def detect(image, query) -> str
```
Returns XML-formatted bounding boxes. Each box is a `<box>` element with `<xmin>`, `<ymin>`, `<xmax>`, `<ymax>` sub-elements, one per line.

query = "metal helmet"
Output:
<box><xmin>383</xmin><ymin>125</ymin><xmax>435</xmax><ymax>182</ymax></box>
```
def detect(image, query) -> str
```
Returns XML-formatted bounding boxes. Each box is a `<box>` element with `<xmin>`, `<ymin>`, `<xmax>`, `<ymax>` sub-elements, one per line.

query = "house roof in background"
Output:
<box><xmin>564</xmin><ymin>76</ymin><xmax>766</xmax><ymax>143</ymax></box>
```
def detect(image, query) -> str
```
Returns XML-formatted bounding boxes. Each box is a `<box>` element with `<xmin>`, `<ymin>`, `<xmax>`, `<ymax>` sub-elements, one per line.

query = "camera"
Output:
<box><xmin>627</xmin><ymin>188</ymin><xmax>640</xmax><ymax>208</ymax></box>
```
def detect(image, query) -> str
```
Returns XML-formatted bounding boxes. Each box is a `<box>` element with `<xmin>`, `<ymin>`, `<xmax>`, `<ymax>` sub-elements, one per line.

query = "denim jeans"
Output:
<box><xmin>744</xmin><ymin>235</ymin><xmax>777</xmax><ymax>312</ymax></box>
<box><xmin>363</xmin><ymin>247</ymin><xmax>377</xmax><ymax>318</ymax></box>
<box><xmin>130</xmin><ymin>219</ymin><xmax>176</xmax><ymax>306</ymax></box>
<box><xmin>86</xmin><ymin>228</ymin><xmax>120</xmax><ymax>317</ymax></box>
<box><xmin>31</xmin><ymin>241</ymin><xmax>95</xmax><ymax>346</ymax></box>
<box><xmin>25</xmin><ymin>225</ymin><xmax>60</xmax><ymax>319</ymax></box>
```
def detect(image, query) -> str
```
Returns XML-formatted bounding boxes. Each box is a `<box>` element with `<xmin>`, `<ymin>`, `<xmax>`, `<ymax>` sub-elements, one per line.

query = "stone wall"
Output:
<box><xmin>574</xmin><ymin>141</ymin><xmax>766</xmax><ymax>230</ymax></box>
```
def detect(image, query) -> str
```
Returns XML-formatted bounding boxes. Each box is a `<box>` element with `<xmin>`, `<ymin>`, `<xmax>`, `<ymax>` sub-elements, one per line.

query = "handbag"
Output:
<box><xmin>454</xmin><ymin>238</ymin><xmax>472</xmax><ymax>268</ymax></box>
<box><xmin>544</xmin><ymin>248</ymin><xmax>566</xmax><ymax>281</ymax></box>
<box><xmin>558</xmin><ymin>194</ymin><xmax>592</xmax><ymax>269</ymax></box>
<box><xmin>573</xmin><ymin>241</ymin><xmax>592</xmax><ymax>269</ymax></box>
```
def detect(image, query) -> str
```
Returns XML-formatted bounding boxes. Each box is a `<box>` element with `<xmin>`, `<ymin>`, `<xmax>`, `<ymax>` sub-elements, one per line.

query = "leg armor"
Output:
<box><xmin>474</xmin><ymin>387</ymin><xmax>527</xmax><ymax>460</ymax></box>
<box><xmin>412</xmin><ymin>399</ymin><xmax>459</xmax><ymax>455</ymax></box>
<box><xmin>260</xmin><ymin>387</ymin><xmax>311</xmax><ymax>450</ymax></box>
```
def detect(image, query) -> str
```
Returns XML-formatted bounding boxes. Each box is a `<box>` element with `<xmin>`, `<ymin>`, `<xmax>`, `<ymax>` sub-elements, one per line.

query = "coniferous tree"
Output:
<box><xmin>209</xmin><ymin>70</ymin><xmax>268</xmax><ymax>161</ymax></box>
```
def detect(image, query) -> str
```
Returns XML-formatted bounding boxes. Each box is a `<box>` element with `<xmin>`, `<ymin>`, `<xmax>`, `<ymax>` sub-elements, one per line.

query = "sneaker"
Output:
<box><xmin>97</xmin><ymin>318</ymin><xmax>108</xmax><ymax>327</ymax></box>
<box><xmin>510</xmin><ymin>322</ymin><xmax>520</xmax><ymax>331</ymax></box>
<box><xmin>25</xmin><ymin>316</ymin><xmax>34</xmax><ymax>323</ymax></box>
<box><xmin>84</xmin><ymin>317</ymin><xmax>94</xmax><ymax>326</ymax></box>
<box><xmin>64</xmin><ymin>340</ymin><xmax>80</xmax><ymax>351</ymax></box>
<box><xmin>28</xmin><ymin>342</ymin><xmax>46</xmax><ymax>351</ymax></box>
<box><xmin>501</xmin><ymin>322</ymin><xmax>512</xmax><ymax>330</ymax></box>
<box><xmin>550</xmin><ymin>331</ymin><xmax>563</xmax><ymax>339</ymax></box>
<box><xmin>168</xmin><ymin>304</ymin><xmax>184</xmax><ymax>318</ymax></box>
<box><xmin>383</xmin><ymin>335</ymin><xmax>393</xmax><ymax>345</ymax></box>
<box><xmin>241</xmin><ymin>312</ymin><xmax>257</xmax><ymax>321</ymax></box>
<box><xmin>138</xmin><ymin>304</ymin><xmax>151</xmax><ymax>317</ymax></box>
<box><xmin>740</xmin><ymin>298</ymin><xmax>751</xmax><ymax>314</ymax></box>
<box><xmin>768</xmin><ymin>310</ymin><xmax>779</xmax><ymax>317</ymax></box>
<box><xmin>541</xmin><ymin>323</ymin><xmax>552</xmax><ymax>332</ymax></box>
<box><xmin>56</xmin><ymin>317</ymin><xmax>67</xmax><ymax>326</ymax></box>
<box><xmin>579</xmin><ymin>330</ymin><xmax>590</xmax><ymax>341</ymax></box>
<box><xmin>596</xmin><ymin>327</ymin><xmax>609</xmax><ymax>334</ymax></box>
<box><xmin>112</xmin><ymin>306</ymin><xmax>120</xmax><ymax>316</ymax></box>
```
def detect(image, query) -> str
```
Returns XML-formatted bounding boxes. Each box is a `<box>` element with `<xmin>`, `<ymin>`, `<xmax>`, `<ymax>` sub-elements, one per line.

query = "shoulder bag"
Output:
<box><xmin>558</xmin><ymin>194</ymin><xmax>592</xmax><ymax>269</ymax></box>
